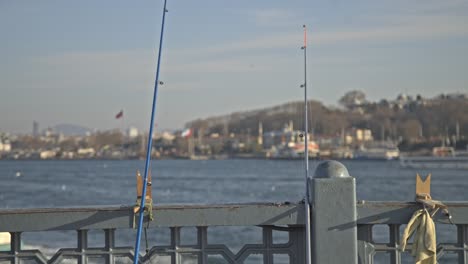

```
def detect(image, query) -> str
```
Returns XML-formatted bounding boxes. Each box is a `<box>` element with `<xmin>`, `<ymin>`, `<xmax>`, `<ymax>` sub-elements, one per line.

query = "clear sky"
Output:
<box><xmin>1</xmin><ymin>0</ymin><xmax>468</xmax><ymax>134</ymax></box>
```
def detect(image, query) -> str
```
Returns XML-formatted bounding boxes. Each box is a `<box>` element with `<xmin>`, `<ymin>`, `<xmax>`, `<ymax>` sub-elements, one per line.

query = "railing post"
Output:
<box><xmin>77</xmin><ymin>230</ymin><xmax>88</xmax><ymax>264</ymax></box>
<box><xmin>310</xmin><ymin>160</ymin><xmax>357</xmax><ymax>264</ymax></box>
<box><xmin>104</xmin><ymin>229</ymin><xmax>115</xmax><ymax>264</ymax></box>
<box><xmin>10</xmin><ymin>232</ymin><xmax>21</xmax><ymax>264</ymax></box>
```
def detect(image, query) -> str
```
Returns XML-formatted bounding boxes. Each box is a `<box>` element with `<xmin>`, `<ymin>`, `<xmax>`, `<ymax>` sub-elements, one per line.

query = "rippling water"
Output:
<box><xmin>0</xmin><ymin>159</ymin><xmax>466</xmax><ymax>262</ymax></box>
<box><xmin>1</xmin><ymin>159</ymin><xmax>466</xmax><ymax>207</ymax></box>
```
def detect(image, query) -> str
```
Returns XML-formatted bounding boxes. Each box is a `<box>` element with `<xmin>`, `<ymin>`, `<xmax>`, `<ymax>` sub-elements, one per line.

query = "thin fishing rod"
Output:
<box><xmin>133</xmin><ymin>1</ymin><xmax>168</xmax><ymax>263</ymax></box>
<box><xmin>302</xmin><ymin>24</ymin><xmax>312</xmax><ymax>264</ymax></box>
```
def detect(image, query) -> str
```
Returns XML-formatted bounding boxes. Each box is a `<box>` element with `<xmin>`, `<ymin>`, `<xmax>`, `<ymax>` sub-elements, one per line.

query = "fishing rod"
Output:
<box><xmin>301</xmin><ymin>24</ymin><xmax>312</xmax><ymax>264</ymax></box>
<box><xmin>133</xmin><ymin>1</ymin><xmax>168</xmax><ymax>263</ymax></box>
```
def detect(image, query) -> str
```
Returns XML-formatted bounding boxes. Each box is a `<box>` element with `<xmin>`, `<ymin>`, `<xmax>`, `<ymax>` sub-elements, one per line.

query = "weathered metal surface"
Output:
<box><xmin>357</xmin><ymin>201</ymin><xmax>468</xmax><ymax>224</ymax></box>
<box><xmin>1</xmin><ymin>202</ymin><xmax>468</xmax><ymax>233</ymax></box>
<box><xmin>311</xmin><ymin>160</ymin><xmax>358</xmax><ymax>264</ymax></box>
<box><xmin>0</xmin><ymin>203</ymin><xmax>304</xmax><ymax>232</ymax></box>
<box><xmin>0</xmin><ymin>206</ymin><xmax>133</xmax><ymax>232</ymax></box>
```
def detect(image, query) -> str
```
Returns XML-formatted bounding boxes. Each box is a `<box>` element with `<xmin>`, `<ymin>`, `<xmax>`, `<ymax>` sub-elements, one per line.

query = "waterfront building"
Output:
<box><xmin>0</xmin><ymin>140</ymin><xmax>11</xmax><ymax>153</ymax></box>
<box><xmin>127</xmin><ymin>127</ymin><xmax>139</xmax><ymax>138</ymax></box>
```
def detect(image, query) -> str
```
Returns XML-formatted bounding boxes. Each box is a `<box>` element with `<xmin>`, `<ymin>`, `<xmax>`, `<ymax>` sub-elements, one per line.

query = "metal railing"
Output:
<box><xmin>357</xmin><ymin>202</ymin><xmax>468</xmax><ymax>264</ymax></box>
<box><xmin>0</xmin><ymin>203</ymin><xmax>306</xmax><ymax>264</ymax></box>
<box><xmin>1</xmin><ymin>161</ymin><xmax>467</xmax><ymax>264</ymax></box>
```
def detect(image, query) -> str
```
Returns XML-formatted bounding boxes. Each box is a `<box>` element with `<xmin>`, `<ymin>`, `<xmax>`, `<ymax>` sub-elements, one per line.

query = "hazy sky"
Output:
<box><xmin>1</xmin><ymin>0</ymin><xmax>468</xmax><ymax>134</ymax></box>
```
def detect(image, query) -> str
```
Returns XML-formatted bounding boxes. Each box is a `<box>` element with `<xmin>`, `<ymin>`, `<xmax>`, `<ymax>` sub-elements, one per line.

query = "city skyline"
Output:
<box><xmin>5</xmin><ymin>90</ymin><xmax>465</xmax><ymax>136</ymax></box>
<box><xmin>1</xmin><ymin>0</ymin><xmax>468</xmax><ymax>134</ymax></box>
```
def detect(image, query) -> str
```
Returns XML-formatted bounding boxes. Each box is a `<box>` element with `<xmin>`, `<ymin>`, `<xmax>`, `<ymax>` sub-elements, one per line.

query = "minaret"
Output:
<box><xmin>223</xmin><ymin>121</ymin><xmax>229</xmax><ymax>137</ymax></box>
<box><xmin>33</xmin><ymin>121</ymin><xmax>39</xmax><ymax>137</ymax></box>
<box><xmin>257</xmin><ymin>122</ymin><xmax>263</xmax><ymax>146</ymax></box>
<box><xmin>198</xmin><ymin>127</ymin><xmax>204</xmax><ymax>145</ymax></box>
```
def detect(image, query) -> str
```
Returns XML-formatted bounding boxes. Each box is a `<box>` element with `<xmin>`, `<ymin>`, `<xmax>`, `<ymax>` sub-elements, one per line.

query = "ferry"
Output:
<box><xmin>400</xmin><ymin>146</ymin><xmax>468</xmax><ymax>169</ymax></box>
<box><xmin>266</xmin><ymin>141</ymin><xmax>320</xmax><ymax>160</ymax></box>
<box><xmin>353</xmin><ymin>143</ymin><xmax>400</xmax><ymax>160</ymax></box>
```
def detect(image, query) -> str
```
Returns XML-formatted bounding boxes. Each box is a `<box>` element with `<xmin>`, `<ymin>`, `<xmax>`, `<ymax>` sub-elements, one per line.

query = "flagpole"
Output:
<box><xmin>121</xmin><ymin>111</ymin><xmax>125</xmax><ymax>150</ymax></box>
<box><xmin>133</xmin><ymin>1</ymin><xmax>168</xmax><ymax>263</ymax></box>
<box><xmin>115</xmin><ymin>110</ymin><xmax>124</xmax><ymax>149</ymax></box>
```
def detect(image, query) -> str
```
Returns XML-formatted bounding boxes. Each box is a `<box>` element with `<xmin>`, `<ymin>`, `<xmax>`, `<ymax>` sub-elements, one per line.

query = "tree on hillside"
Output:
<box><xmin>339</xmin><ymin>90</ymin><xmax>368</xmax><ymax>110</ymax></box>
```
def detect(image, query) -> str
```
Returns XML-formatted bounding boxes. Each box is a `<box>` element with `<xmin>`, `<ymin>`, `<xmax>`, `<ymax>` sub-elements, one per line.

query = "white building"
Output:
<box><xmin>0</xmin><ymin>140</ymin><xmax>11</xmax><ymax>152</ymax></box>
<box><xmin>127</xmin><ymin>127</ymin><xmax>139</xmax><ymax>138</ymax></box>
<box><xmin>40</xmin><ymin>150</ymin><xmax>56</xmax><ymax>159</ymax></box>
<box><xmin>356</xmin><ymin>129</ymin><xmax>373</xmax><ymax>142</ymax></box>
<box><xmin>77</xmin><ymin>148</ymin><xmax>95</xmax><ymax>156</ymax></box>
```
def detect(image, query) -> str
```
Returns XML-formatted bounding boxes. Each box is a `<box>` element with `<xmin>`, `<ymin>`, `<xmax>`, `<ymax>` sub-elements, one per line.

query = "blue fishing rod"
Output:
<box><xmin>133</xmin><ymin>0</ymin><xmax>168</xmax><ymax>263</ymax></box>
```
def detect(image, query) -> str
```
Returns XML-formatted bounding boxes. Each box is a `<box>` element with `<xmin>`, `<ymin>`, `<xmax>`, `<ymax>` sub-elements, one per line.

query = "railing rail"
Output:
<box><xmin>0</xmin><ymin>203</ymin><xmax>303</xmax><ymax>232</ymax></box>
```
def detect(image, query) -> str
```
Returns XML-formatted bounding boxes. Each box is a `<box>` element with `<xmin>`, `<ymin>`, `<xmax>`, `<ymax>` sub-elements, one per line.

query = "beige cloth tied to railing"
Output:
<box><xmin>400</xmin><ymin>209</ymin><xmax>437</xmax><ymax>264</ymax></box>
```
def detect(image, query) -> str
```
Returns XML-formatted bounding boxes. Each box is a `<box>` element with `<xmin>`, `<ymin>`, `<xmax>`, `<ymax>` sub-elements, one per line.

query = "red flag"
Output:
<box><xmin>181</xmin><ymin>128</ymin><xmax>192</xmax><ymax>138</ymax></box>
<box><xmin>115</xmin><ymin>110</ymin><xmax>123</xmax><ymax>119</ymax></box>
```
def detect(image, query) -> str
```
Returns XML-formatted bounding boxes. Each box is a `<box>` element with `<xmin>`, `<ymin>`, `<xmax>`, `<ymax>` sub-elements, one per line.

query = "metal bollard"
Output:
<box><xmin>309</xmin><ymin>160</ymin><xmax>358</xmax><ymax>264</ymax></box>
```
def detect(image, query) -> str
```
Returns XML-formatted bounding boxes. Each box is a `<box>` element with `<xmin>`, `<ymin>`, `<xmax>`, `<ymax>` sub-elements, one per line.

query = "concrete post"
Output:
<box><xmin>310</xmin><ymin>160</ymin><xmax>357</xmax><ymax>264</ymax></box>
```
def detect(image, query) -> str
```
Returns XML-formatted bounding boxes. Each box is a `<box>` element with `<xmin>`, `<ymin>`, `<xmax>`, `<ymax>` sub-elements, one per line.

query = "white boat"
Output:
<box><xmin>400</xmin><ymin>147</ymin><xmax>468</xmax><ymax>169</ymax></box>
<box><xmin>330</xmin><ymin>147</ymin><xmax>354</xmax><ymax>159</ymax></box>
<box><xmin>266</xmin><ymin>141</ymin><xmax>319</xmax><ymax>159</ymax></box>
<box><xmin>354</xmin><ymin>144</ymin><xmax>400</xmax><ymax>160</ymax></box>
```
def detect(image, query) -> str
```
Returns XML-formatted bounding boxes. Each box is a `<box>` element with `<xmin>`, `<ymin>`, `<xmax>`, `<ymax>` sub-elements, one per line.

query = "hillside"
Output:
<box><xmin>185</xmin><ymin>93</ymin><xmax>468</xmax><ymax>144</ymax></box>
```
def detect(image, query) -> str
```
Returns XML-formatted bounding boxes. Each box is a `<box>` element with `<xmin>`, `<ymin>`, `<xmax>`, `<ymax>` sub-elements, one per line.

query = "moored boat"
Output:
<box><xmin>400</xmin><ymin>147</ymin><xmax>468</xmax><ymax>169</ymax></box>
<box><xmin>353</xmin><ymin>143</ymin><xmax>400</xmax><ymax>160</ymax></box>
